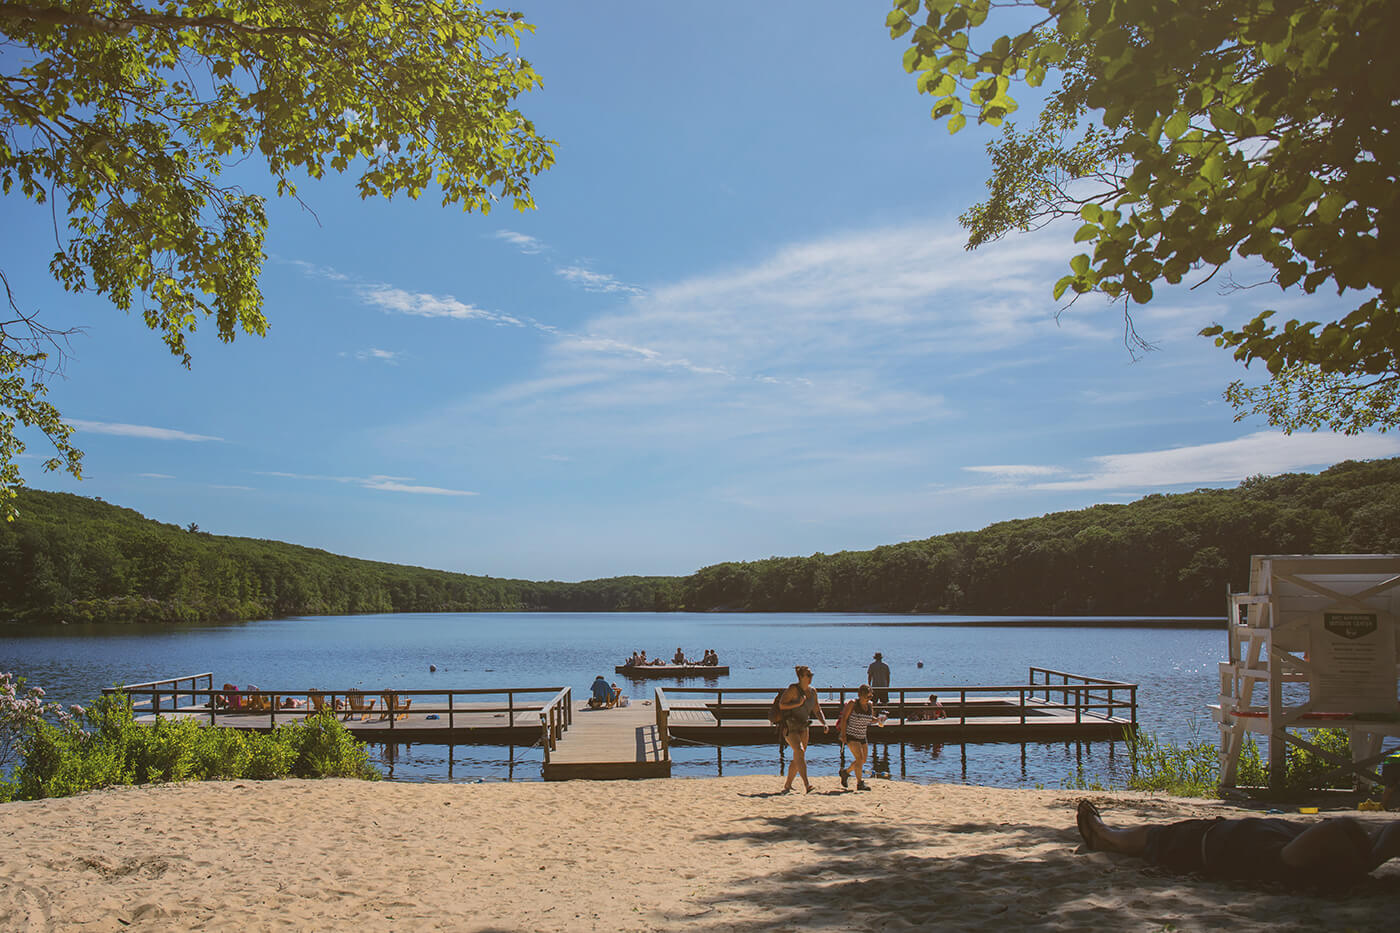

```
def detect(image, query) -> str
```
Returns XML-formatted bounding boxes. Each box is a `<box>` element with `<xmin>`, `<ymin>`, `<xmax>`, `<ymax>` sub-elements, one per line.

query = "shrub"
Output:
<box><xmin>2</xmin><ymin>676</ymin><xmax>380</xmax><ymax>800</ymax></box>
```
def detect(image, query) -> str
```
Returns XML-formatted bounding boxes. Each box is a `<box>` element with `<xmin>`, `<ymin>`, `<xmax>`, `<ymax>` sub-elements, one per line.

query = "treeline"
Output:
<box><xmin>3</xmin><ymin>457</ymin><xmax>1399</xmax><ymax>624</ymax></box>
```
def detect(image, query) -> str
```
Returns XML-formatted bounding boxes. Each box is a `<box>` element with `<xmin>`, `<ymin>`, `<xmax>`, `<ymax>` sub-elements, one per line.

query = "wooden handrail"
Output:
<box><xmin>655</xmin><ymin>687</ymin><xmax>671</xmax><ymax>760</ymax></box>
<box><xmin>538</xmin><ymin>686</ymin><xmax>573</xmax><ymax>763</ymax></box>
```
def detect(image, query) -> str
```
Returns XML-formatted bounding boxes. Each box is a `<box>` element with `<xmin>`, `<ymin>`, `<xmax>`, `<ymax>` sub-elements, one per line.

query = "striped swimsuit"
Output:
<box><xmin>845</xmin><ymin>704</ymin><xmax>876</xmax><ymax>743</ymax></box>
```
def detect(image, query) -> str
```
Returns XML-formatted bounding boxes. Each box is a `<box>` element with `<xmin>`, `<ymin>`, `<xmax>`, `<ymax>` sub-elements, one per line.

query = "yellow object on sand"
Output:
<box><xmin>1298</xmin><ymin>806</ymin><xmax>1318</xmax><ymax>814</ymax></box>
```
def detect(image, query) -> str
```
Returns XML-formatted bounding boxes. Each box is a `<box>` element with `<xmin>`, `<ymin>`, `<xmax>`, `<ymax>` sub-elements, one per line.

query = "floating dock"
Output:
<box><xmin>615</xmin><ymin>664</ymin><xmax>730</xmax><ymax>678</ymax></box>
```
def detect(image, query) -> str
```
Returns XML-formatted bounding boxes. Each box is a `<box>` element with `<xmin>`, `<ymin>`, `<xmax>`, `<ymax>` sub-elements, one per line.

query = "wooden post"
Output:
<box><xmin>507</xmin><ymin>691</ymin><xmax>514</xmax><ymax>728</ymax></box>
<box><xmin>1019</xmin><ymin>688</ymin><xmax>1025</xmax><ymax>725</ymax></box>
<box><xmin>959</xmin><ymin>689</ymin><xmax>966</xmax><ymax>726</ymax></box>
<box><xmin>449</xmin><ymin>692</ymin><xmax>455</xmax><ymax>731</ymax></box>
<box><xmin>1075</xmin><ymin>685</ymin><xmax>1082</xmax><ymax>725</ymax></box>
<box><xmin>716</xmin><ymin>690</ymin><xmax>723</xmax><ymax>728</ymax></box>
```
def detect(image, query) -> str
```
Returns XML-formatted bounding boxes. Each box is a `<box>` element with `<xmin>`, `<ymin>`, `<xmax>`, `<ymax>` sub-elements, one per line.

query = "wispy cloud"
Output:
<box><xmin>256</xmin><ymin>470</ymin><xmax>477</xmax><ymax>497</ymax></box>
<box><xmin>209</xmin><ymin>484</ymin><xmax>254</xmax><ymax>491</ymax></box>
<box><xmin>68</xmin><ymin>420</ymin><xmax>222</xmax><ymax>442</ymax></box>
<box><xmin>348</xmin><ymin>348</ymin><xmax>404</xmax><ymax>364</ymax></box>
<box><xmin>965</xmin><ymin>432</ymin><xmax>1400</xmax><ymax>492</ymax></box>
<box><xmin>556</xmin><ymin>265</ymin><xmax>645</xmax><ymax>296</ymax></box>
<box><xmin>494</xmin><ymin>230</ymin><xmax>546</xmax><ymax>254</ymax></box>
<box><xmin>964</xmin><ymin>464</ymin><xmax>1066</xmax><ymax>478</ymax></box>
<box><xmin>138</xmin><ymin>472</ymin><xmax>175</xmax><ymax>479</ymax></box>
<box><xmin>359</xmin><ymin>286</ymin><xmax>523</xmax><ymax>327</ymax></box>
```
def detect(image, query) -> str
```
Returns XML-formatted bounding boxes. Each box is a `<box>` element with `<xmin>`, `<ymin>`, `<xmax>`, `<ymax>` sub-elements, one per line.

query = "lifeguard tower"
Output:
<box><xmin>1215</xmin><ymin>555</ymin><xmax>1400</xmax><ymax>791</ymax></box>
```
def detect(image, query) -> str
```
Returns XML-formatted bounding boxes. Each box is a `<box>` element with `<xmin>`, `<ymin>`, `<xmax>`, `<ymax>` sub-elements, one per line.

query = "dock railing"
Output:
<box><xmin>106</xmin><ymin>673</ymin><xmax>214</xmax><ymax>715</ymax></box>
<box><xmin>538</xmin><ymin>686</ymin><xmax>574</xmax><ymax>763</ymax></box>
<box><xmin>661</xmin><ymin>672</ymin><xmax>1137</xmax><ymax>730</ymax></box>
<box><xmin>104</xmin><ymin>678</ymin><xmax>567</xmax><ymax>736</ymax></box>
<box><xmin>1028</xmin><ymin>666</ymin><xmax>1138</xmax><ymax>730</ymax></box>
<box><xmin>654</xmin><ymin>686</ymin><xmax>671</xmax><ymax>760</ymax></box>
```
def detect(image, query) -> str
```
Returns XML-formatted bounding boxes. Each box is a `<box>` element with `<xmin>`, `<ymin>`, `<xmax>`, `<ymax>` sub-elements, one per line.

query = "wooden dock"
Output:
<box><xmin>111</xmin><ymin>667</ymin><xmax>1135</xmax><ymax>781</ymax></box>
<box><xmin>540</xmin><ymin>700</ymin><xmax>670</xmax><ymax>781</ymax></box>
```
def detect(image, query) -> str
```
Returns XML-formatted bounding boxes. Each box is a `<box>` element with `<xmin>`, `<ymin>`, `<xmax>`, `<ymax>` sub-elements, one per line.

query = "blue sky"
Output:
<box><xmin>6</xmin><ymin>2</ymin><xmax>1398</xmax><ymax>580</ymax></box>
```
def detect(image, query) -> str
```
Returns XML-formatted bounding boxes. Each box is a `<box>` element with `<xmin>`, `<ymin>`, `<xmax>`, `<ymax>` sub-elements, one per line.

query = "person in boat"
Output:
<box><xmin>911</xmin><ymin>694</ymin><xmax>947</xmax><ymax>721</ymax></box>
<box><xmin>1076</xmin><ymin>799</ymin><xmax>1400</xmax><ymax>886</ymax></box>
<box><xmin>777</xmin><ymin>665</ymin><xmax>830</xmax><ymax>794</ymax></box>
<box><xmin>673</xmin><ymin>648</ymin><xmax>687</xmax><ymax>665</ymax></box>
<box><xmin>589</xmin><ymin>675</ymin><xmax>612</xmax><ymax>709</ymax></box>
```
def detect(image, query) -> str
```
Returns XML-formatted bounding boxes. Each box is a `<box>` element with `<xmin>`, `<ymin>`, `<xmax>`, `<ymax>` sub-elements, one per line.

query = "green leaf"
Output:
<box><xmin>1070</xmin><ymin>253</ymin><xmax>1090</xmax><ymax>275</ymax></box>
<box><xmin>1073</xmin><ymin>224</ymin><xmax>1099</xmax><ymax>243</ymax></box>
<box><xmin>947</xmin><ymin>113</ymin><xmax>967</xmax><ymax>133</ymax></box>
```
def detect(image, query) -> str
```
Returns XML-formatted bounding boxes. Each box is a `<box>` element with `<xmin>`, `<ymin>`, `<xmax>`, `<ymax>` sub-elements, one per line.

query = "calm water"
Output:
<box><xmin>0</xmin><ymin>612</ymin><xmax>1225</xmax><ymax>787</ymax></box>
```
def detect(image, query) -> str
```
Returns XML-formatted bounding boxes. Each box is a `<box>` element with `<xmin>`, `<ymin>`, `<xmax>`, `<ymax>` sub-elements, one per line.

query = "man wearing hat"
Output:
<box><xmin>867</xmin><ymin>652</ymin><xmax>890</xmax><ymax>704</ymax></box>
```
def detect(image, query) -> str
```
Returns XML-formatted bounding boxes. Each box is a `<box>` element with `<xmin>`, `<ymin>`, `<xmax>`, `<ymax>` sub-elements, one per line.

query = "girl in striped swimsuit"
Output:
<box><xmin>839</xmin><ymin>684</ymin><xmax>879</xmax><ymax>791</ymax></box>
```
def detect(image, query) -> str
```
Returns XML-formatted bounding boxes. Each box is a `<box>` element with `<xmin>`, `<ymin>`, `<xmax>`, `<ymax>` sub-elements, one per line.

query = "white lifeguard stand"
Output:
<box><xmin>1215</xmin><ymin>555</ymin><xmax>1400</xmax><ymax>791</ymax></box>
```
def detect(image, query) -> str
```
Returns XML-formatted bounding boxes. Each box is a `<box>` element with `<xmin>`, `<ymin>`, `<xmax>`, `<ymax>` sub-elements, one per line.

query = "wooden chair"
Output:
<box><xmin>345</xmin><ymin>691</ymin><xmax>375</xmax><ymax>722</ymax></box>
<box><xmin>379</xmin><ymin>693</ymin><xmax>412</xmax><ymax>721</ymax></box>
<box><xmin>308</xmin><ymin>691</ymin><xmax>333</xmax><ymax>715</ymax></box>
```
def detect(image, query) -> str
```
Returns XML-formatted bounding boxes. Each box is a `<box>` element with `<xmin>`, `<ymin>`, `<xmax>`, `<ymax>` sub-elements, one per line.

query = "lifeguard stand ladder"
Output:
<box><xmin>1215</xmin><ymin>555</ymin><xmax>1400</xmax><ymax>791</ymax></box>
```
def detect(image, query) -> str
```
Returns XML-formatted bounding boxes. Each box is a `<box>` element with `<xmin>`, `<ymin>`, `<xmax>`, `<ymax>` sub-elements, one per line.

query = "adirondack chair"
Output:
<box><xmin>379</xmin><ymin>692</ymin><xmax>412</xmax><ymax>721</ymax></box>
<box><xmin>344</xmin><ymin>691</ymin><xmax>375</xmax><ymax>722</ymax></box>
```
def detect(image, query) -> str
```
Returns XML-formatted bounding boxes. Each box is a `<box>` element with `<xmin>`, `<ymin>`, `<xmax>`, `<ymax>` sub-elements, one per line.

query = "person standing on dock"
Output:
<box><xmin>778</xmin><ymin>665</ymin><xmax>829</xmax><ymax>794</ymax></box>
<box><xmin>867</xmin><ymin>652</ymin><xmax>890</xmax><ymax>705</ymax></box>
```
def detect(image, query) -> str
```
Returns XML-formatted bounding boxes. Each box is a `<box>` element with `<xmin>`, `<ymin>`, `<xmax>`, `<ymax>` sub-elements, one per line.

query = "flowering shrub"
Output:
<box><xmin>0</xmin><ymin>672</ymin><xmax>84</xmax><ymax>775</ymax></box>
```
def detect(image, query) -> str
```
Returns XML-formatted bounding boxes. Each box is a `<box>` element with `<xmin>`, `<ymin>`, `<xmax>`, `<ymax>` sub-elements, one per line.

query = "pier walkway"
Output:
<box><xmin>540</xmin><ymin>699</ymin><xmax>670</xmax><ymax>781</ymax></box>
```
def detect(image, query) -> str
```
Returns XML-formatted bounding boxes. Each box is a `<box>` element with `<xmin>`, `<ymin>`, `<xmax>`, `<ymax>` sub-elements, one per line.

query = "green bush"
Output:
<box><xmin>7</xmin><ymin>692</ymin><xmax>379</xmax><ymax>799</ymax></box>
<box><xmin>1069</xmin><ymin>726</ymin><xmax>1362</xmax><ymax>799</ymax></box>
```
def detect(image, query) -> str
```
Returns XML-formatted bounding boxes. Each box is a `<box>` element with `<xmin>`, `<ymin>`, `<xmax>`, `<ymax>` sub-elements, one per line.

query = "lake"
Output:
<box><xmin>0</xmin><ymin>612</ymin><xmax>1226</xmax><ymax>787</ymax></box>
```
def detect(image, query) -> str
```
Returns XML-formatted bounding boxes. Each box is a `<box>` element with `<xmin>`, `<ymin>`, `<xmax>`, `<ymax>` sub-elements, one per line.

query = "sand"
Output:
<box><xmin>1</xmin><ymin>776</ymin><xmax>1395</xmax><ymax>932</ymax></box>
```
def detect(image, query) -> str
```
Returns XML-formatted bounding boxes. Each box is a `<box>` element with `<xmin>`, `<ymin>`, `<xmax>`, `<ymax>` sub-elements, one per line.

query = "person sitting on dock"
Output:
<box><xmin>673</xmin><ymin>648</ymin><xmax>687</xmax><ymax>665</ymax></box>
<box><xmin>703</xmin><ymin>649</ymin><xmax>718</xmax><ymax>666</ymax></box>
<box><xmin>609</xmin><ymin>683</ymin><xmax>624</xmax><ymax>708</ymax></box>
<box><xmin>1076</xmin><ymin>799</ymin><xmax>1400</xmax><ymax>886</ymax></box>
<box><xmin>911</xmin><ymin>694</ymin><xmax>947</xmax><ymax>721</ymax></box>
<box><xmin>589</xmin><ymin>675</ymin><xmax>612</xmax><ymax>709</ymax></box>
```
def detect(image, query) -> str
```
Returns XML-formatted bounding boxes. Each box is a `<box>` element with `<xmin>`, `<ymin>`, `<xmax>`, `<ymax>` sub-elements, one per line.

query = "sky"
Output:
<box><xmin>4</xmin><ymin>2</ymin><xmax>1398</xmax><ymax>581</ymax></box>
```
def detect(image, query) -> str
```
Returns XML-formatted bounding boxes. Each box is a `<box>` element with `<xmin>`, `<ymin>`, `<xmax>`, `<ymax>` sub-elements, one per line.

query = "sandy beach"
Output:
<box><xmin>1</xmin><ymin>776</ymin><xmax>1395</xmax><ymax>931</ymax></box>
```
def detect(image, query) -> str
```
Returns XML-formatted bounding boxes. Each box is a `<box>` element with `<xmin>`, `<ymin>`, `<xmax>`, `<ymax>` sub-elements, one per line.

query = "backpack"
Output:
<box><xmin>767</xmin><ymin>688</ymin><xmax>786</xmax><ymax>725</ymax></box>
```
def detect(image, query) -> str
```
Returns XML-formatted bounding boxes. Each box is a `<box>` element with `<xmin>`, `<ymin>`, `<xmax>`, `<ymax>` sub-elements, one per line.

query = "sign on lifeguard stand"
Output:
<box><xmin>1215</xmin><ymin>555</ymin><xmax>1400</xmax><ymax>791</ymax></box>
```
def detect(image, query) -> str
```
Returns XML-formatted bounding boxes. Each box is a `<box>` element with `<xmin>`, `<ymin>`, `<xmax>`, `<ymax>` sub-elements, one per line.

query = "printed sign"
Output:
<box><xmin>1324</xmin><ymin>612</ymin><xmax>1379</xmax><ymax>640</ymax></box>
<box><xmin>1309</xmin><ymin>610</ymin><xmax>1397</xmax><ymax>713</ymax></box>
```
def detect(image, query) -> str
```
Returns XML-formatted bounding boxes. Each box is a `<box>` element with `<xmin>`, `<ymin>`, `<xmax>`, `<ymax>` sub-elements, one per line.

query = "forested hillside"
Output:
<box><xmin>681</xmin><ymin>458</ymin><xmax>1400</xmax><ymax>615</ymax></box>
<box><xmin>0</xmin><ymin>491</ymin><xmax>680</xmax><ymax>624</ymax></box>
<box><xmin>3</xmin><ymin>458</ymin><xmax>1399</xmax><ymax>624</ymax></box>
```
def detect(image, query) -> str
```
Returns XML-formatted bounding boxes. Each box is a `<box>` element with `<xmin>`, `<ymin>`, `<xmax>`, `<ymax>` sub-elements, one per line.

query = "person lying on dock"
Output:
<box><xmin>1076</xmin><ymin>799</ymin><xmax>1400</xmax><ymax>887</ymax></box>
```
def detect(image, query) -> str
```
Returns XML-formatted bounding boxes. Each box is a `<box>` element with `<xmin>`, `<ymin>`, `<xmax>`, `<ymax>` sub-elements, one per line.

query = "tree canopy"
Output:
<box><xmin>0</xmin><ymin>0</ymin><xmax>555</xmax><ymax>517</ymax></box>
<box><xmin>887</xmin><ymin>0</ymin><xmax>1398</xmax><ymax>431</ymax></box>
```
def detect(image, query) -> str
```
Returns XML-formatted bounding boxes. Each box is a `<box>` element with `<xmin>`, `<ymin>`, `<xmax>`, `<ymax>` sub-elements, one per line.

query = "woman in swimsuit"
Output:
<box><xmin>838</xmin><ymin>684</ymin><xmax>879</xmax><ymax>791</ymax></box>
<box><xmin>778</xmin><ymin>665</ymin><xmax>830</xmax><ymax>794</ymax></box>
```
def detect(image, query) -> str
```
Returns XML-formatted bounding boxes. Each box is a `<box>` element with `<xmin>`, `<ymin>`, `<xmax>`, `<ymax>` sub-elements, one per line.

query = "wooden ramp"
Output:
<box><xmin>541</xmin><ymin>701</ymin><xmax>670</xmax><ymax>781</ymax></box>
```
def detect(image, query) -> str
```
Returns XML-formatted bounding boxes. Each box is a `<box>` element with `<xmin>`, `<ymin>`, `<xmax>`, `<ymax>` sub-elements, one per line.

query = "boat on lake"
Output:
<box><xmin>614</xmin><ymin>663</ymin><xmax>729</xmax><ymax>678</ymax></box>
